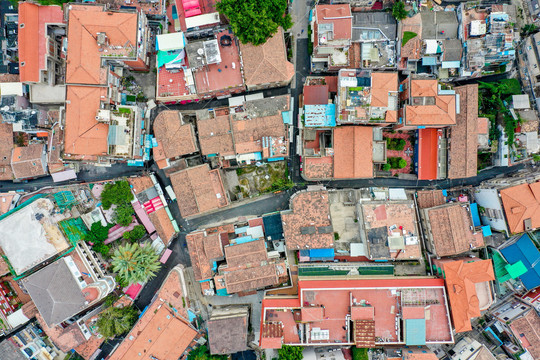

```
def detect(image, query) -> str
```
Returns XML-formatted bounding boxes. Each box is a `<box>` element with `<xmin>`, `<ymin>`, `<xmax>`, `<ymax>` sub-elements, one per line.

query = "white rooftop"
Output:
<box><xmin>0</xmin><ymin>198</ymin><xmax>70</xmax><ymax>275</ymax></box>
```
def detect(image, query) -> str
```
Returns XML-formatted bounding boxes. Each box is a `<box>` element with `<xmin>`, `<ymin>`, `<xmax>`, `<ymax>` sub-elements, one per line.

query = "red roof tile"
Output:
<box><xmin>333</xmin><ymin>126</ymin><xmax>373</xmax><ymax>179</ymax></box>
<box><xmin>281</xmin><ymin>190</ymin><xmax>333</xmax><ymax>249</ymax></box>
<box><xmin>448</xmin><ymin>85</ymin><xmax>478</xmax><ymax>179</ymax></box>
<box><xmin>441</xmin><ymin>259</ymin><xmax>494</xmax><ymax>333</ymax></box>
<box><xmin>417</xmin><ymin>128</ymin><xmax>440</xmax><ymax>180</ymax></box>
<box><xmin>64</xmin><ymin>86</ymin><xmax>108</xmax><ymax>156</ymax></box>
<box><xmin>304</xmin><ymin>85</ymin><xmax>329</xmax><ymax>105</ymax></box>
<box><xmin>315</xmin><ymin>5</ymin><xmax>352</xmax><ymax>41</ymax></box>
<box><xmin>510</xmin><ymin>310</ymin><xmax>540</xmax><ymax>360</ymax></box>
<box><xmin>500</xmin><ymin>182</ymin><xmax>540</xmax><ymax>234</ymax></box>
<box><xmin>18</xmin><ymin>3</ymin><xmax>64</xmax><ymax>83</ymax></box>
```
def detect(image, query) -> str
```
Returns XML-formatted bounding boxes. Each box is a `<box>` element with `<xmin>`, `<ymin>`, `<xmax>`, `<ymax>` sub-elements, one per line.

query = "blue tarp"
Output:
<box><xmin>470</xmin><ymin>203</ymin><xmax>481</xmax><ymax>227</ymax></box>
<box><xmin>234</xmin><ymin>236</ymin><xmax>257</xmax><ymax>244</ymax></box>
<box><xmin>235</xmin><ymin>226</ymin><xmax>249</xmax><ymax>234</ymax></box>
<box><xmin>268</xmin><ymin>157</ymin><xmax>285</xmax><ymax>162</ymax></box>
<box><xmin>482</xmin><ymin>225</ymin><xmax>492</xmax><ymax>236</ymax></box>
<box><xmin>500</xmin><ymin>234</ymin><xmax>540</xmax><ymax>290</ymax></box>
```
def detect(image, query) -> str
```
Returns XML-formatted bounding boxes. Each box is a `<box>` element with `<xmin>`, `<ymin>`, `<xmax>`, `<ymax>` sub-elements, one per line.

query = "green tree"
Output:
<box><xmin>100</xmin><ymin>180</ymin><xmax>134</xmax><ymax>210</ymax></box>
<box><xmin>188</xmin><ymin>345</ymin><xmax>227</xmax><ymax>360</ymax></box>
<box><xmin>398</xmin><ymin>158</ymin><xmax>407</xmax><ymax>169</ymax></box>
<box><xmin>278</xmin><ymin>345</ymin><xmax>304</xmax><ymax>360</ymax></box>
<box><xmin>216</xmin><ymin>0</ymin><xmax>292</xmax><ymax>45</ymax></box>
<box><xmin>392</xmin><ymin>1</ymin><xmax>408</xmax><ymax>21</ymax></box>
<box><xmin>93</xmin><ymin>243</ymin><xmax>111</xmax><ymax>257</ymax></box>
<box><xmin>115</xmin><ymin>203</ymin><xmax>134</xmax><ymax>226</ymax></box>
<box><xmin>122</xmin><ymin>225</ymin><xmax>146</xmax><ymax>242</ymax></box>
<box><xmin>112</xmin><ymin>243</ymin><xmax>161</xmax><ymax>285</ymax></box>
<box><xmin>85</xmin><ymin>222</ymin><xmax>113</xmax><ymax>243</ymax></box>
<box><xmin>96</xmin><ymin>306</ymin><xmax>138</xmax><ymax>338</ymax></box>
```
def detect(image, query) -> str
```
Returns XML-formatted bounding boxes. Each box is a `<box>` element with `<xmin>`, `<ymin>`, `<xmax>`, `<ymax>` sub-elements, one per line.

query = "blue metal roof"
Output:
<box><xmin>500</xmin><ymin>234</ymin><xmax>540</xmax><ymax>290</ymax></box>
<box><xmin>482</xmin><ymin>226</ymin><xmax>492</xmax><ymax>236</ymax></box>
<box><xmin>470</xmin><ymin>203</ymin><xmax>481</xmax><ymax>227</ymax></box>
<box><xmin>405</xmin><ymin>319</ymin><xmax>426</xmax><ymax>345</ymax></box>
<box><xmin>309</xmin><ymin>248</ymin><xmax>335</xmax><ymax>259</ymax></box>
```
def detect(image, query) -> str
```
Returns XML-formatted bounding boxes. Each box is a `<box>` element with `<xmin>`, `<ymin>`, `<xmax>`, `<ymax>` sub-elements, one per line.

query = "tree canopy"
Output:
<box><xmin>112</xmin><ymin>243</ymin><xmax>161</xmax><ymax>285</ymax></box>
<box><xmin>96</xmin><ymin>306</ymin><xmax>138</xmax><ymax>338</ymax></box>
<box><xmin>216</xmin><ymin>0</ymin><xmax>292</xmax><ymax>45</ymax></box>
<box><xmin>115</xmin><ymin>203</ymin><xmax>135</xmax><ymax>226</ymax></box>
<box><xmin>187</xmin><ymin>345</ymin><xmax>227</xmax><ymax>360</ymax></box>
<box><xmin>278</xmin><ymin>345</ymin><xmax>304</xmax><ymax>360</ymax></box>
<box><xmin>100</xmin><ymin>180</ymin><xmax>134</xmax><ymax>210</ymax></box>
<box><xmin>122</xmin><ymin>225</ymin><xmax>146</xmax><ymax>242</ymax></box>
<box><xmin>392</xmin><ymin>1</ymin><xmax>408</xmax><ymax>21</ymax></box>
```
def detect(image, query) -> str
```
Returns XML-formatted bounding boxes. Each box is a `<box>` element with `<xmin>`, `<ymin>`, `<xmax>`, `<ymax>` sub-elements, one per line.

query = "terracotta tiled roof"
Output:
<box><xmin>207</xmin><ymin>314</ymin><xmax>248</xmax><ymax>355</ymax></box>
<box><xmin>153</xmin><ymin>111</ymin><xmax>198</xmax><ymax>159</ymax></box>
<box><xmin>240</xmin><ymin>28</ymin><xmax>294</xmax><ymax>87</ymax></box>
<box><xmin>442</xmin><ymin>259</ymin><xmax>494</xmax><ymax>333</ymax></box>
<box><xmin>510</xmin><ymin>310</ymin><xmax>540</xmax><ymax>360</ymax></box>
<box><xmin>448</xmin><ymin>85</ymin><xmax>478</xmax><ymax>179</ymax></box>
<box><xmin>113</xmin><ymin>306</ymin><xmax>197</xmax><ymax>360</ymax></box>
<box><xmin>303</xmin><ymin>85</ymin><xmax>329</xmax><ymax>105</ymax></box>
<box><xmin>224</xmin><ymin>263</ymin><xmax>280</xmax><ymax>294</ymax></box>
<box><xmin>18</xmin><ymin>3</ymin><xmax>64</xmax><ymax>83</ymax></box>
<box><xmin>315</xmin><ymin>5</ymin><xmax>352</xmax><ymax>40</ymax></box>
<box><xmin>402</xmin><ymin>349</ymin><xmax>438</xmax><ymax>360</ymax></box>
<box><xmin>128</xmin><ymin>176</ymin><xmax>154</xmax><ymax>195</ymax></box>
<box><xmin>400</xmin><ymin>14</ymin><xmax>422</xmax><ymax>60</ymax></box>
<box><xmin>416</xmin><ymin>190</ymin><xmax>445</xmax><ymax>209</ymax></box>
<box><xmin>11</xmin><ymin>144</ymin><xmax>47</xmax><ymax>179</ymax></box>
<box><xmin>64</xmin><ymin>86</ymin><xmax>109</xmax><ymax>156</ymax></box>
<box><xmin>500</xmin><ymin>182</ymin><xmax>540</xmax><ymax>234</ymax></box>
<box><xmin>281</xmin><ymin>190</ymin><xmax>333</xmax><ymax>249</ymax></box>
<box><xmin>260</xmin><ymin>322</ymin><xmax>283</xmax><ymax>349</ymax></box>
<box><xmin>196</xmin><ymin>112</ymin><xmax>235</xmax><ymax>156</ymax></box>
<box><xmin>149</xmin><ymin>208</ymin><xmax>176</xmax><ymax>245</ymax></box>
<box><xmin>66</xmin><ymin>5</ymin><xmax>137</xmax><ymax>85</ymax></box>
<box><xmin>417</xmin><ymin>128</ymin><xmax>440</xmax><ymax>180</ymax></box>
<box><xmin>169</xmin><ymin>164</ymin><xmax>228</xmax><ymax>217</ymax></box>
<box><xmin>232</xmin><ymin>113</ymin><xmax>287</xmax><ymax>156</ymax></box>
<box><xmin>333</xmin><ymin>126</ymin><xmax>373</xmax><ymax>179</ymax></box>
<box><xmin>303</xmin><ymin>156</ymin><xmax>333</xmax><ymax>179</ymax></box>
<box><xmin>0</xmin><ymin>123</ymin><xmax>13</xmax><ymax>180</ymax></box>
<box><xmin>405</xmin><ymin>79</ymin><xmax>456</xmax><ymax>126</ymax></box>
<box><xmin>478</xmin><ymin>117</ymin><xmax>489</xmax><ymax>135</ymax></box>
<box><xmin>371</xmin><ymin>72</ymin><xmax>398</xmax><ymax>108</ymax></box>
<box><xmin>186</xmin><ymin>231</ymin><xmax>224</xmax><ymax>281</ymax></box>
<box><xmin>224</xmin><ymin>240</ymin><xmax>268</xmax><ymax>268</ymax></box>
<box><xmin>426</xmin><ymin>203</ymin><xmax>484</xmax><ymax>257</ymax></box>
<box><xmin>36</xmin><ymin>312</ymin><xmax>87</xmax><ymax>353</ymax></box>
<box><xmin>110</xmin><ymin>268</ymin><xmax>195</xmax><ymax>360</ymax></box>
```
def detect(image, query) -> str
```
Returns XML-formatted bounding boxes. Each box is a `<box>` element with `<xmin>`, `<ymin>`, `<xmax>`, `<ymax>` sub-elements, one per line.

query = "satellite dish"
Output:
<box><xmin>197</xmin><ymin>48</ymin><xmax>204</xmax><ymax>55</ymax></box>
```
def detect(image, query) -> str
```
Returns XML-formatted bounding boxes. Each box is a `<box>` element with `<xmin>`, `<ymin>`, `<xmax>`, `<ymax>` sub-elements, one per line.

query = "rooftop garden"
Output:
<box><xmin>402</xmin><ymin>31</ymin><xmax>417</xmax><ymax>46</ymax></box>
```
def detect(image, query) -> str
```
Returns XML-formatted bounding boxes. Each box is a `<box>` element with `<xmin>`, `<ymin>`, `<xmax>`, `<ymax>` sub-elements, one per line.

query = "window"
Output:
<box><xmin>504</xmin><ymin>317</ymin><xmax>509</xmax><ymax>320</ymax></box>
<box><xmin>520</xmin><ymin>333</ymin><xmax>525</xmax><ymax>337</ymax></box>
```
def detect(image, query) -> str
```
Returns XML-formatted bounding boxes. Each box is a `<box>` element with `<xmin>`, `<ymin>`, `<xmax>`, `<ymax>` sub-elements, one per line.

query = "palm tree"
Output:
<box><xmin>112</xmin><ymin>243</ymin><xmax>161</xmax><ymax>285</ymax></box>
<box><xmin>96</xmin><ymin>306</ymin><xmax>138</xmax><ymax>338</ymax></box>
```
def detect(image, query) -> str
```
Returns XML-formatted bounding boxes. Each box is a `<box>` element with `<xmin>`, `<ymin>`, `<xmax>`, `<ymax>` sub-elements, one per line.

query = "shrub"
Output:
<box><xmin>382</xmin><ymin>163</ymin><xmax>391</xmax><ymax>171</ymax></box>
<box><xmin>386</xmin><ymin>138</ymin><xmax>406</xmax><ymax>151</ymax></box>
<box><xmin>387</xmin><ymin>157</ymin><xmax>407</xmax><ymax>169</ymax></box>
<box><xmin>122</xmin><ymin>225</ymin><xmax>146</xmax><ymax>242</ymax></box>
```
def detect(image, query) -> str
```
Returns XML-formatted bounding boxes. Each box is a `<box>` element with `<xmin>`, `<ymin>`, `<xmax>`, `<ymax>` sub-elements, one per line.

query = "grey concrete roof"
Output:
<box><xmin>352</xmin><ymin>12</ymin><xmax>397</xmax><ymax>41</ymax></box>
<box><xmin>442</xmin><ymin>39</ymin><xmax>463</xmax><ymax>61</ymax></box>
<box><xmin>0</xmin><ymin>338</ymin><xmax>26</xmax><ymax>360</ymax></box>
<box><xmin>207</xmin><ymin>314</ymin><xmax>248</xmax><ymax>355</ymax></box>
<box><xmin>421</xmin><ymin>12</ymin><xmax>458</xmax><ymax>40</ymax></box>
<box><xmin>23</xmin><ymin>259</ymin><xmax>87</xmax><ymax>326</ymax></box>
